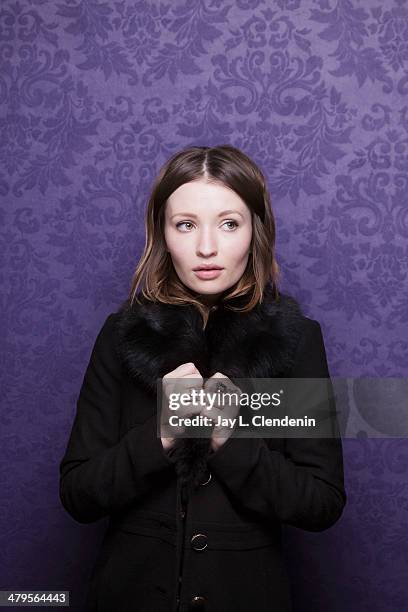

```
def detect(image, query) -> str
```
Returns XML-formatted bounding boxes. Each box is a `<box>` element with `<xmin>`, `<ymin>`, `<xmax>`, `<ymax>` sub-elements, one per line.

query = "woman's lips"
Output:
<box><xmin>193</xmin><ymin>268</ymin><xmax>224</xmax><ymax>280</ymax></box>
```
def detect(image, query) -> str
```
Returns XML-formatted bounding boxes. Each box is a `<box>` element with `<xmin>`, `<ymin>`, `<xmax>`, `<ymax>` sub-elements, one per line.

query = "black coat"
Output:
<box><xmin>59</xmin><ymin>285</ymin><xmax>346</xmax><ymax>612</ymax></box>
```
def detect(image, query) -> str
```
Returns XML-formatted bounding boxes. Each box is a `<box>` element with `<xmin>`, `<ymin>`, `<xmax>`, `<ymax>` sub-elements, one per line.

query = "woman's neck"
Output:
<box><xmin>198</xmin><ymin>293</ymin><xmax>222</xmax><ymax>307</ymax></box>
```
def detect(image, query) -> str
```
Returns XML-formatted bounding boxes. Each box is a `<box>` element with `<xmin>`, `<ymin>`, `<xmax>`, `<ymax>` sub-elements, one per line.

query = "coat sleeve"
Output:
<box><xmin>206</xmin><ymin>318</ymin><xmax>347</xmax><ymax>532</ymax></box>
<box><xmin>59</xmin><ymin>313</ymin><xmax>174</xmax><ymax>524</ymax></box>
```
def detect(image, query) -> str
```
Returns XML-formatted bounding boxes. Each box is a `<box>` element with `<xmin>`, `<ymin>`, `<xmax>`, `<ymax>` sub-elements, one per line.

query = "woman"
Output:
<box><xmin>59</xmin><ymin>145</ymin><xmax>347</xmax><ymax>612</ymax></box>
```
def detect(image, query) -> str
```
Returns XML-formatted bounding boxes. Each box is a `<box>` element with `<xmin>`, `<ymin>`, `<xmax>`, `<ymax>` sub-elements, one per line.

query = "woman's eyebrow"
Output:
<box><xmin>171</xmin><ymin>209</ymin><xmax>244</xmax><ymax>219</ymax></box>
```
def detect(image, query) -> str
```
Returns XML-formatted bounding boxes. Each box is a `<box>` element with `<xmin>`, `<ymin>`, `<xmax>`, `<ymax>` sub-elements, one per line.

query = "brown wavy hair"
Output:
<box><xmin>128</xmin><ymin>144</ymin><xmax>281</xmax><ymax>328</ymax></box>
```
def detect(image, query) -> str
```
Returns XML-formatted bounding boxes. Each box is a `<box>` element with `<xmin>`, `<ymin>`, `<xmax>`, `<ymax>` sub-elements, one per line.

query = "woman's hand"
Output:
<box><xmin>203</xmin><ymin>372</ymin><xmax>242</xmax><ymax>452</ymax></box>
<box><xmin>161</xmin><ymin>362</ymin><xmax>205</xmax><ymax>450</ymax></box>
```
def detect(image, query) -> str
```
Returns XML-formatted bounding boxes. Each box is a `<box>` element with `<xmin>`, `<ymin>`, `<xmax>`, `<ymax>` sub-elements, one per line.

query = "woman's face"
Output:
<box><xmin>164</xmin><ymin>178</ymin><xmax>253</xmax><ymax>304</ymax></box>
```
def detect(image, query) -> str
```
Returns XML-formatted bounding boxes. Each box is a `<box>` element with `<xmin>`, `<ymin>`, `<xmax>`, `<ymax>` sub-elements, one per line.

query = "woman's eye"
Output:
<box><xmin>175</xmin><ymin>220</ymin><xmax>238</xmax><ymax>231</ymax></box>
<box><xmin>223</xmin><ymin>220</ymin><xmax>238</xmax><ymax>231</ymax></box>
<box><xmin>176</xmin><ymin>221</ymin><xmax>194</xmax><ymax>231</ymax></box>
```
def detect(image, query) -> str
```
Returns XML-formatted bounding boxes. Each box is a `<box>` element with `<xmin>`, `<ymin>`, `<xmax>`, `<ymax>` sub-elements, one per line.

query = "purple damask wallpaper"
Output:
<box><xmin>1</xmin><ymin>0</ymin><xmax>407</xmax><ymax>610</ymax></box>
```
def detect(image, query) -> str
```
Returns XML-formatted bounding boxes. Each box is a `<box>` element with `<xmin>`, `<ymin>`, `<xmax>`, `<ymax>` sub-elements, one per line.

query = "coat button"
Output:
<box><xmin>191</xmin><ymin>533</ymin><xmax>208</xmax><ymax>551</ymax></box>
<box><xmin>190</xmin><ymin>595</ymin><xmax>206</xmax><ymax>607</ymax></box>
<box><xmin>199</xmin><ymin>470</ymin><xmax>212</xmax><ymax>486</ymax></box>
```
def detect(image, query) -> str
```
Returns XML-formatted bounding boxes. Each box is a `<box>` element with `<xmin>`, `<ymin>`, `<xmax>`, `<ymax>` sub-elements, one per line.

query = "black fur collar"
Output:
<box><xmin>115</xmin><ymin>283</ymin><xmax>305</xmax><ymax>394</ymax></box>
<box><xmin>114</xmin><ymin>283</ymin><xmax>306</xmax><ymax>492</ymax></box>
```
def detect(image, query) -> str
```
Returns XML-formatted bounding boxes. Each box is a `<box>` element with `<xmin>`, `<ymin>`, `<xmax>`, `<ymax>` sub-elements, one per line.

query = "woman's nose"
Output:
<box><xmin>196</xmin><ymin>230</ymin><xmax>218</xmax><ymax>256</ymax></box>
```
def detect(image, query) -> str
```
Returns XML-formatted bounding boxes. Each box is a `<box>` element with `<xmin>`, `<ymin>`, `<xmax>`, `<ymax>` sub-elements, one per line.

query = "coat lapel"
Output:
<box><xmin>115</xmin><ymin>283</ymin><xmax>305</xmax><ymax>395</ymax></box>
<box><xmin>114</xmin><ymin>284</ymin><xmax>306</xmax><ymax>492</ymax></box>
